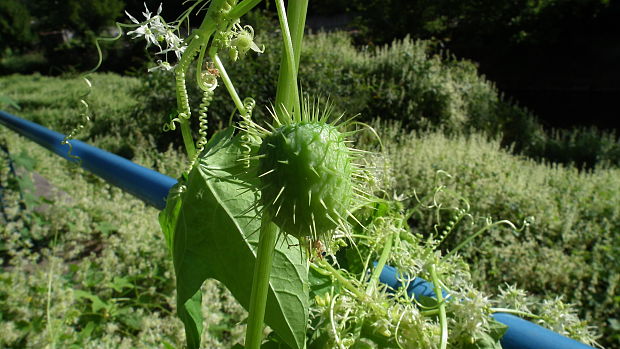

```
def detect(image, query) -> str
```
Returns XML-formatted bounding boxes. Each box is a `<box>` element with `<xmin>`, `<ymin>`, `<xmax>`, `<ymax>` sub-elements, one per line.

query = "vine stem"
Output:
<box><xmin>366</xmin><ymin>230</ymin><xmax>394</xmax><ymax>295</ymax></box>
<box><xmin>210</xmin><ymin>49</ymin><xmax>248</xmax><ymax>116</ymax></box>
<box><xmin>491</xmin><ymin>308</ymin><xmax>541</xmax><ymax>319</ymax></box>
<box><xmin>226</xmin><ymin>0</ymin><xmax>263</xmax><ymax>19</ymax></box>
<box><xmin>244</xmin><ymin>1</ymin><xmax>308</xmax><ymax>347</ymax></box>
<box><xmin>274</xmin><ymin>0</ymin><xmax>307</xmax><ymax>122</ymax></box>
<box><xmin>315</xmin><ymin>259</ymin><xmax>367</xmax><ymax>300</ymax></box>
<box><xmin>429</xmin><ymin>263</ymin><xmax>448</xmax><ymax>349</ymax></box>
<box><xmin>245</xmin><ymin>215</ymin><xmax>278</xmax><ymax>349</ymax></box>
<box><xmin>174</xmin><ymin>0</ymin><xmax>227</xmax><ymax>159</ymax></box>
<box><xmin>445</xmin><ymin>219</ymin><xmax>520</xmax><ymax>258</ymax></box>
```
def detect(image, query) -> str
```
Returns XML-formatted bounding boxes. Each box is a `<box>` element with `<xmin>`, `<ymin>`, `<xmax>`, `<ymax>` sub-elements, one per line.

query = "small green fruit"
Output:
<box><xmin>258</xmin><ymin>122</ymin><xmax>352</xmax><ymax>239</ymax></box>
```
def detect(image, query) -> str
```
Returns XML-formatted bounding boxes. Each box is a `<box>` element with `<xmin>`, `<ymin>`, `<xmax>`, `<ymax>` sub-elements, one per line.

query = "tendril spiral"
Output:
<box><xmin>62</xmin><ymin>77</ymin><xmax>93</xmax><ymax>162</ymax></box>
<box><xmin>195</xmin><ymin>89</ymin><xmax>214</xmax><ymax>153</ymax></box>
<box><xmin>238</xmin><ymin>97</ymin><xmax>257</xmax><ymax>168</ymax></box>
<box><xmin>184</xmin><ymin>89</ymin><xmax>214</xmax><ymax>175</ymax></box>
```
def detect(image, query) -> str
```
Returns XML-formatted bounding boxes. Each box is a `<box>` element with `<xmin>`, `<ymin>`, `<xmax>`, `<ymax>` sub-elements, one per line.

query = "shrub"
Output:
<box><xmin>133</xmin><ymin>30</ymin><xmax>620</xmax><ymax>169</ymax></box>
<box><xmin>369</xmin><ymin>122</ymin><xmax>620</xmax><ymax>348</ymax></box>
<box><xmin>527</xmin><ymin>127</ymin><xmax>620</xmax><ymax>169</ymax></box>
<box><xmin>0</xmin><ymin>127</ymin><xmax>244</xmax><ymax>348</ymax></box>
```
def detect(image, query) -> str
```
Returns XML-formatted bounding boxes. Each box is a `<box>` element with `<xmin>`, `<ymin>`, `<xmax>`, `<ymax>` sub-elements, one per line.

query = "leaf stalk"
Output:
<box><xmin>245</xmin><ymin>215</ymin><xmax>278</xmax><ymax>349</ymax></box>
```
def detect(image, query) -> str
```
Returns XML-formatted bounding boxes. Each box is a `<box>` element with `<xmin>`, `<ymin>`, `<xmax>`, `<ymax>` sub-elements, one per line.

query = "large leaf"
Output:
<box><xmin>159</xmin><ymin>128</ymin><xmax>308</xmax><ymax>349</ymax></box>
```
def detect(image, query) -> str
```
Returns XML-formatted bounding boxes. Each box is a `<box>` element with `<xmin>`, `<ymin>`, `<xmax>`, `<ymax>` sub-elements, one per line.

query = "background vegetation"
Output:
<box><xmin>1</xmin><ymin>1</ymin><xmax>619</xmax><ymax>348</ymax></box>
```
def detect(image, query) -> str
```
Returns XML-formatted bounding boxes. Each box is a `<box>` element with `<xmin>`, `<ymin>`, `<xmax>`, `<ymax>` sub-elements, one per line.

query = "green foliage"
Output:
<box><xmin>0</xmin><ymin>73</ymin><xmax>162</xmax><ymax>158</ymax></box>
<box><xmin>0</xmin><ymin>52</ymin><xmax>48</xmax><ymax>75</ymax></box>
<box><xmin>0</xmin><ymin>126</ymin><xmax>245</xmax><ymax>348</ymax></box>
<box><xmin>135</xmin><ymin>30</ymin><xmax>620</xmax><ymax>168</ymax></box>
<box><xmin>2</xmin><ymin>13</ymin><xmax>617</xmax><ymax>346</ymax></box>
<box><xmin>159</xmin><ymin>128</ymin><xmax>309</xmax><ymax>349</ymax></box>
<box><xmin>0</xmin><ymin>71</ymin><xmax>608</xmax><ymax>347</ymax></box>
<box><xmin>367</xmin><ymin>122</ymin><xmax>620</xmax><ymax>347</ymax></box>
<box><xmin>27</xmin><ymin>0</ymin><xmax>124</xmax><ymax>36</ymax></box>
<box><xmin>527</xmin><ymin>127</ymin><xmax>620</xmax><ymax>168</ymax></box>
<box><xmin>0</xmin><ymin>0</ymin><xmax>35</xmax><ymax>53</ymax></box>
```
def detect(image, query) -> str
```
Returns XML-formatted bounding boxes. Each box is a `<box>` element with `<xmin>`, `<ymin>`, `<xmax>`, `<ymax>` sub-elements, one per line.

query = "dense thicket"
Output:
<box><xmin>3</xmin><ymin>0</ymin><xmax>617</xmax><ymax>131</ymax></box>
<box><xmin>129</xmin><ymin>31</ymin><xmax>620</xmax><ymax>169</ymax></box>
<box><xmin>2</xmin><ymin>71</ymin><xmax>619</xmax><ymax>347</ymax></box>
<box><xmin>367</xmin><ymin>124</ymin><xmax>620</xmax><ymax>347</ymax></box>
<box><xmin>345</xmin><ymin>0</ymin><xmax>620</xmax><ymax>130</ymax></box>
<box><xmin>3</xmin><ymin>29</ymin><xmax>619</xmax><ymax>168</ymax></box>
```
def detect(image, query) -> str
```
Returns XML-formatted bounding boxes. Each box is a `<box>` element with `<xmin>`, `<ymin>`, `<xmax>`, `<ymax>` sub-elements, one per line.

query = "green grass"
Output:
<box><xmin>0</xmin><ymin>73</ymin><xmax>165</xmax><ymax>159</ymax></box>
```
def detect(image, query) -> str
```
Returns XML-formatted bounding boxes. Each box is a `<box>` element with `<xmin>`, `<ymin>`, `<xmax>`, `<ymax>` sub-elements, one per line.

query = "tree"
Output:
<box><xmin>0</xmin><ymin>0</ymin><xmax>35</xmax><ymax>53</ymax></box>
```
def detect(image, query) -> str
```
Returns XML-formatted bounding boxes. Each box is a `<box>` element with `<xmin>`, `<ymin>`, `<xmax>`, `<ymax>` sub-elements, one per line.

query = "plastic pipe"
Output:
<box><xmin>1</xmin><ymin>110</ymin><xmax>595</xmax><ymax>349</ymax></box>
<box><xmin>0</xmin><ymin>110</ymin><xmax>176</xmax><ymax>210</ymax></box>
<box><xmin>378</xmin><ymin>264</ymin><xmax>595</xmax><ymax>349</ymax></box>
<box><xmin>492</xmin><ymin>313</ymin><xmax>594</xmax><ymax>349</ymax></box>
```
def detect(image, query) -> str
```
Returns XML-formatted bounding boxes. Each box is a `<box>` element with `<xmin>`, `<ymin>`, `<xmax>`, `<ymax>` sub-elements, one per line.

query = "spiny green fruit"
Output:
<box><xmin>258</xmin><ymin>122</ymin><xmax>352</xmax><ymax>239</ymax></box>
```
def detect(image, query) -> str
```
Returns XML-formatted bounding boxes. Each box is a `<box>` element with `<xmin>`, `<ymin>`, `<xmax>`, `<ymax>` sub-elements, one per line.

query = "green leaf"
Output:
<box><xmin>0</xmin><ymin>95</ymin><xmax>21</xmax><ymax>110</ymax></box>
<box><xmin>487</xmin><ymin>319</ymin><xmax>509</xmax><ymax>341</ymax></box>
<box><xmin>309</xmin><ymin>266</ymin><xmax>334</xmax><ymax>298</ymax></box>
<box><xmin>107</xmin><ymin>276</ymin><xmax>133</xmax><ymax>293</ymax></box>
<box><xmin>74</xmin><ymin>290</ymin><xmax>109</xmax><ymax>313</ymax></box>
<box><xmin>159</xmin><ymin>127</ymin><xmax>309</xmax><ymax>349</ymax></box>
<box><xmin>462</xmin><ymin>319</ymin><xmax>508</xmax><ymax>349</ymax></box>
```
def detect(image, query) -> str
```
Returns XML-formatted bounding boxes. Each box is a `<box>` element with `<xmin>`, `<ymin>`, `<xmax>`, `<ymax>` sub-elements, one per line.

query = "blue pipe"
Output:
<box><xmin>0</xmin><ymin>110</ymin><xmax>594</xmax><ymax>349</ymax></box>
<box><xmin>378</xmin><ymin>265</ymin><xmax>594</xmax><ymax>349</ymax></box>
<box><xmin>0</xmin><ymin>110</ymin><xmax>176</xmax><ymax>210</ymax></box>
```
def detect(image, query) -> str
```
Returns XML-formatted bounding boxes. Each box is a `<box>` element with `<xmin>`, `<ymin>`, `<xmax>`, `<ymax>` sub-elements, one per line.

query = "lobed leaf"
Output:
<box><xmin>159</xmin><ymin>128</ymin><xmax>308</xmax><ymax>349</ymax></box>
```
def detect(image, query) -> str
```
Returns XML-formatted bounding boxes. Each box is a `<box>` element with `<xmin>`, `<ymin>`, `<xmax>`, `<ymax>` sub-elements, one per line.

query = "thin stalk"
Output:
<box><xmin>286</xmin><ymin>0</ymin><xmax>308</xmax><ymax>72</ymax></box>
<box><xmin>420</xmin><ymin>308</ymin><xmax>440</xmax><ymax>317</ymax></box>
<box><xmin>274</xmin><ymin>0</ymin><xmax>307</xmax><ymax>122</ymax></box>
<box><xmin>366</xmin><ymin>231</ymin><xmax>394</xmax><ymax>295</ymax></box>
<box><xmin>491</xmin><ymin>308</ymin><xmax>541</xmax><ymax>319</ymax></box>
<box><xmin>46</xmin><ymin>231</ymin><xmax>60</xmax><ymax>349</ymax></box>
<box><xmin>175</xmin><ymin>72</ymin><xmax>197</xmax><ymax>159</ymax></box>
<box><xmin>245</xmin><ymin>215</ymin><xmax>278</xmax><ymax>349</ymax></box>
<box><xmin>46</xmin><ymin>259</ymin><xmax>56</xmax><ymax>348</ymax></box>
<box><xmin>210</xmin><ymin>49</ymin><xmax>248</xmax><ymax>115</ymax></box>
<box><xmin>429</xmin><ymin>264</ymin><xmax>448</xmax><ymax>349</ymax></box>
<box><xmin>445</xmin><ymin>219</ymin><xmax>518</xmax><ymax>258</ymax></box>
<box><xmin>316</xmin><ymin>259</ymin><xmax>366</xmax><ymax>300</ymax></box>
<box><xmin>227</xmin><ymin>0</ymin><xmax>263</xmax><ymax>19</ymax></box>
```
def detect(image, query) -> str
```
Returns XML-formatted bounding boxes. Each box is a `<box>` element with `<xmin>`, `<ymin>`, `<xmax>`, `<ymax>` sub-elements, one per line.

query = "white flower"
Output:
<box><xmin>157</xmin><ymin>30</ymin><xmax>187</xmax><ymax>60</ymax></box>
<box><xmin>126</xmin><ymin>3</ymin><xmax>187</xmax><ymax>60</ymax></box>
<box><xmin>148</xmin><ymin>60</ymin><xmax>174</xmax><ymax>72</ymax></box>
<box><xmin>126</xmin><ymin>3</ymin><xmax>165</xmax><ymax>49</ymax></box>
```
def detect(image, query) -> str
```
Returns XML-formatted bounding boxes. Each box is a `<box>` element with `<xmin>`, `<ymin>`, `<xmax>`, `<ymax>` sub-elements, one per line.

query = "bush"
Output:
<box><xmin>0</xmin><ymin>125</ymin><xmax>244</xmax><ymax>348</ymax></box>
<box><xmin>0</xmin><ymin>0</ymin><xmax>35</xmax><ymax>53</ymax></box>
<box><xmin>0</xmin><ymin>52</ymin><xmax>48</xmax><ymax>75</ymax></box>
<box><xmin>2</xmin><ymin>64</ymin><xmax>618</xmax><ymax>346</ymax></box>
<box><xmin>527</xmin><ymin>127</ymin><xmax>620</xmax><ymax>168</ymax></box>
<box><xmin>368</xmin><ymin>122</ymin><xmax>620</xmax><ymax>348</ymax></box>
<box><xmin>216</xmin><ymin>31</ymin><xmax>620</xmax><ymax>169</ymax></box>
<box><xmin>136</xmin><ymin>32</ymin><xmax>513</xmax><ymax>143</ymax></box>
